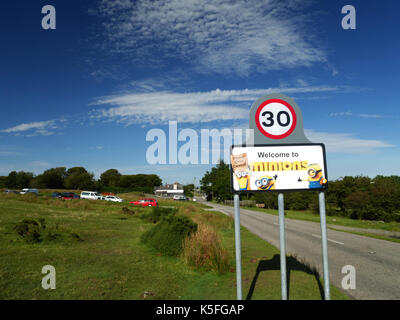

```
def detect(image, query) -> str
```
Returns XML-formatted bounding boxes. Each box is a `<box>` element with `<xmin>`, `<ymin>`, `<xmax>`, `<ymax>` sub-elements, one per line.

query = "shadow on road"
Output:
<box><xmin>246</xmin><ymin>254</ymin><xmax>324</xmax><ymax>300</ymax></box>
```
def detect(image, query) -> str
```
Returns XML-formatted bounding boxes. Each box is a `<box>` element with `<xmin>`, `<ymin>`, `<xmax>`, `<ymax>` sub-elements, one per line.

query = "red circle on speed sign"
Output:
<box><xmin>255</xmin><ymin>98</ymin><xmax>297</xmax><ymax>139</ymax></box>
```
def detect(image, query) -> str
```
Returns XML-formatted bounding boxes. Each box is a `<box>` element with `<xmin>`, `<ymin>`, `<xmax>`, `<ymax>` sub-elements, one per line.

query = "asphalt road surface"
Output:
<box><xmin>201</xmin><ymin>200</ymin><xmax>400</xmax><ymax>300</ymax></box>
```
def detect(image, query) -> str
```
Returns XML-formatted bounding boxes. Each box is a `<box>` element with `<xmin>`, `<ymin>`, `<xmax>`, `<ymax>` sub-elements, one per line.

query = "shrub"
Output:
<box><xmin>14</xmin><ymin>218</ymin><xmax>83</xmax><ymax>244</ymax></box>
<box><xmin>140</xmin><ymin>206</ymin><xmax>176</xmax><ymax>224</ymax></box>
<box><xmin>14</xmin><ymin>219</ymin><xmax>43</xmax><ymax>243</ymax></box>
<box><xmin>141</xmin><ymin>215</ymin><xmax>197</xmax><ymax>256</ymax></box>
<box><xmin>121</xmin><ymin>207</ymin><xmax>135</xmax><ymax>215</ymax></box>
<box><xmin>182</xmin><ymin>224</ymin><xmax>230</xmax><ymax>273</ymax></box>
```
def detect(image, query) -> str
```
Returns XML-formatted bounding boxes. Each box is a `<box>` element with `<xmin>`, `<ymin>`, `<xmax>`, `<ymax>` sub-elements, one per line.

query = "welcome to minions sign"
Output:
<box><xmin>231</xmin><ymin>93</ymin><xmax>328</xmax><ymax>193</ymax></box>
<box><xmin>231</xmin><ymin>144</ymin><xmax>327</xmax><ymax>193</ymax></box>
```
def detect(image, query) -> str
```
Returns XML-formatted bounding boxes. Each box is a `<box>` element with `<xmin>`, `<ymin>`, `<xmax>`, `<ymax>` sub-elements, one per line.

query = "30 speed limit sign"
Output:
<box><xmin>255</xmin><ymin>98</ymin><xmax>297</xmax><ymax>139</ymax></box>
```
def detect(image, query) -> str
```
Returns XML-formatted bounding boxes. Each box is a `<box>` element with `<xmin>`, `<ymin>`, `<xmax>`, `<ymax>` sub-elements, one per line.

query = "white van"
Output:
<box><xmin>173</xmin><ymin>195</ymin><xmax>187</xmax><ymax>201</ymax></box>
<box><xmin>80</xmin><ymin>191</ymin><xmax>102</xmax><ymax>200</ymax></box>
<box><xmin>20</xmin><ymin>188</ymin><xmax>38</xmax><ymax>195</ymax></box>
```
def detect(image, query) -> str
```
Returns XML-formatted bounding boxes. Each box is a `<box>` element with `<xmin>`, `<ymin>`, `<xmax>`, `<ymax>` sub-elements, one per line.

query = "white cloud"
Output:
<box><xmin>29</xmin><ymin>161</ymin><xmax>50</xmax><ymax>167</ymax></box>
<box><xmin>91</xmin><ymin>86</ymin><xmax>341</xmax><ymax>125</ymax></box>
<box><xmin>305</xmin><ymin>129</ymin><xmax>394</xmax><ymax>153</ymax></box>
<box><xmin>330</xmin><ymin>111</ymin><xmax>385</xmax><ymax>119</ymax></box>
<box><xmin>95</xmin><ymin>0</ymin><xmax>326</xmax><ymax>75</ymax></box>
<box><xmin>358</xmin><ymin>113</ymin><xmax>384</xmax><ymax>119</ymax></box>
<box><xmin>1</xmin><ymin>120</ymin><xmax>58</xmax><ymax>136</ymax></box>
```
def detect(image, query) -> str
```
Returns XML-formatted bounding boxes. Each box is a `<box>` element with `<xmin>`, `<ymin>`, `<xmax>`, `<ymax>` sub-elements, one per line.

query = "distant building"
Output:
<box><xmin>154</xmin><ymin>182</ymin><xmax>184</xmax><ymax>198</ymax></box>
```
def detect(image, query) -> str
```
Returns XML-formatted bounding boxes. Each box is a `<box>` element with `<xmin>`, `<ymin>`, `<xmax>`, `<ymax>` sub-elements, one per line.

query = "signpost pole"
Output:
<box><xmin>234</xmin><ymin>193</ymin><xmax>243</xmax><ymax>300</ymax></box>
<box><xmin>278</xmin><ymin>193</ymin><xmax>287</xmax><ymax>300</ymax></box>
<box><xmin>319</xmin><ymin>191</ymin><xmax>331</xmax><ymax>300</ymax></box>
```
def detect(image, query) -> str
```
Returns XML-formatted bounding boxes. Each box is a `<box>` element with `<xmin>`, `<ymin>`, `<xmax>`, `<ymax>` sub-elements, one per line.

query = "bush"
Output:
<box><xmin>121</xmin><ymin>207</ymin><xmax>135</xmax><ymax>215</ymax></box>
<box><xmin>14</xmin><ymin>219</ymin><xmax>43</xmax><ymax>243</ymax></box>
<box><xmin>140</xmin><ymin>206</ymin><xmax>176</xmax><ymax>224</ymax></box>
<box><xmin>182</xmin><ymin>224</ymin><xmax>230</xmax><ymax>273</ymax></box>
<box><xmin>14</xmin><ymin>218</ymin><xmax>83</xmax><ymax>244</ymax></box>
<box><xmin>141</xmin><ymin>215</ymin><xmax>197</xmax><ymax>256</ymax></box>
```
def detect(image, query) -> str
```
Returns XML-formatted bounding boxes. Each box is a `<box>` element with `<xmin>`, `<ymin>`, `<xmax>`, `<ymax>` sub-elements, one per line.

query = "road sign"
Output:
<box><xmin>255</xmin><ymin>99</ymin><xmax>297</xmax><ymax>139</ymax></box>
<box><xmin>248</xmin><ymin>93</ymin><xmax>311</xmax><ymax>145</ymax></box>
<box><xmin>231</xmin><ymin>92</ymin><xmax>331</xmax><ymax>301</ymax></box>
<box><xmin>231</xmin><ymin>144</ymin><xmax>327</xmax><ymax>193</ymax></box>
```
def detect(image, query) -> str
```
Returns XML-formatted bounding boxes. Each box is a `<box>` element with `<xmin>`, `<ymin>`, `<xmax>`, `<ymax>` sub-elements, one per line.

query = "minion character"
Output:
<box><xmin>255</xmin><ymin>175</ymin><xmax>277</xmax><ymax>190</ymax></box>
<box><xmin>234</xmin><ymin>170</ymin><xmax>251</xmax><ymax>190</ymax></box>
<box><xmin>298</xmin><ymin>163</ymin><xmax>327</xmax><ymax>189</ymax></box>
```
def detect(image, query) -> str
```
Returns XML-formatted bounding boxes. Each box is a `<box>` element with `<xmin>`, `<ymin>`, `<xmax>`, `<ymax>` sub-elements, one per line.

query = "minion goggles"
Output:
<box><xmin>308</xmin><ymin>168</ymin><xmax>322</xmax><ymax>178</ymax></box>
<box><xmin>255</xmin><ymin>177</ymin><xmax>273</xmax><ymax>187</ymax></box>
<box><xmin>235</xmin><ymin>171</ymin><xmax>249</xmax><ymax>178</ymax></box>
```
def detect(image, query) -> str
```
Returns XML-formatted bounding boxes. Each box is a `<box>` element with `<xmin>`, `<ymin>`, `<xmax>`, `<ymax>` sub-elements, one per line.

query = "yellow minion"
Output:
<box><xmin>255</xmin><ymin>175</ymin><xmax>277</xmax><ymax>190</ymax></box>
<box><xmin>235</xmin><ymin>170</ymin><xmax>251</xmax><ymax>190</ymax></box>
<box><xmin>298</xmin><ymin>163</ymin><xmax>327</xmax><ymax>189</ymax></box>
<box><xmin>235</xmin><ymin>170</ymin><xmax>250</xmax><ymax>190</ymax></box>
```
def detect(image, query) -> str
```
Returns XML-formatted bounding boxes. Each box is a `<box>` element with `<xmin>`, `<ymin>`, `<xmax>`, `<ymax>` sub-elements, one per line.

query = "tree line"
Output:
<box><xmin>200</xmin><ymin>160</ymin><xmax>400</xmax><ymax>222</ymax></box>
<box><xmin>0</xmin><ymin>168</ymin><xmax>162</xmax><ymax>193</ymax></box>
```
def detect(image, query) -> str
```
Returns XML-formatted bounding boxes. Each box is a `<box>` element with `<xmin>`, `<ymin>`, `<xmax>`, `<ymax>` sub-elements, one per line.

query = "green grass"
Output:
<box><xmin>0</xmin><ymin>192</ymin><xmax>348</xmax><ymax>300</ymax></box>
<box><xmin>239</xmin><ymin>205</ymin><xmax>400</xmax><ymax>233</ymax></box>
<box><xmin>328</xmin><ymin>227</ymin><xmax>400</xmax><ymax>244</ymax></box>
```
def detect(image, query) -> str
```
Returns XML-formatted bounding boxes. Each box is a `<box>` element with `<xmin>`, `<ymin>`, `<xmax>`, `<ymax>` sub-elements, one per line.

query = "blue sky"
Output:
<box><xmin>0</xmin><ymin>0</ymin><xmax>399</xmax><ymax>185</ymax></box>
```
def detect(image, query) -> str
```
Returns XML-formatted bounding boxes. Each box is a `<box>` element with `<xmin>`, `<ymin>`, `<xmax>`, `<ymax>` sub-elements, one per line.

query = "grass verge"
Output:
<box><xmin>0</xmin><ymin>192</ymin><xmax>348</xmax><ymax>300</ymax></box>
<box><xmin>328</xmin><ymin>227</ymin><xmax>400</xmax><ymax>244</ymax></box>
<box><xmin>234</xmin><ymin>204</ymin><xmax>400</xmax><ymax>233</ymax></box>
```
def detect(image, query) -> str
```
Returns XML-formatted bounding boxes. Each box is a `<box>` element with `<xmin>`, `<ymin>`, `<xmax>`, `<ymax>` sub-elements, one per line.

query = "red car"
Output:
<box><xmin>129</xmin><ymin>198</ymin><xmax>157</xmax><ymax>207</ymax></box>
<box><xmin>61</xmin><ymin>192</ymin><xmax>80</xmax><ymax>200</ymax></box>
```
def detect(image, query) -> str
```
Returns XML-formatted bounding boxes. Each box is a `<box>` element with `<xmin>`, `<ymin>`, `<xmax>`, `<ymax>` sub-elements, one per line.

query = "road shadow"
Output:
<box><xmin>246</xmin><ymin>254</ymin><xmax>325</xmax><ymax>300</ymax></box>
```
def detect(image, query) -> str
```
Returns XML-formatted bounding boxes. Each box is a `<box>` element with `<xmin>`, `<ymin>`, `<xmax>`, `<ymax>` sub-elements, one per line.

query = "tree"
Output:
<box><xmin>183</xmin><ymin>184</ymin><xmax>194</xmax><ymax>198</ymax></box>
<box><xmin>64</xmin><ymin>167</ymin><xmax>94</xmax><ymax>190</ymax></box>
<box><xmin>0</xmin><ymin>176</ymin><xmax>6</xmax><ymax>188</ymax></box>
<box><xmin>15</xmin><ymin>171</ymin><xmax>34</xmax><ymax>189</ymax></box>
<box><xmin>118</xmin><ymin>174</ymin><xmax>162</xmax><ymax>190</ymax></box>
<box><xmin>100</xmin><ymin>169</ymin><xmax>121</xmax><ymax>187</ymax></box>
<box><xmin>66</xmin><ymin>167</ymin><xmax>87</xmax><ymax>177</ymax></box>
<box><xmin>5</xmin><ymin>171</ymin><xmax>17</xmax><ymax>189</ymax></box>
<box><xmin>200</xmin><ymin>160</ymin><xmax>231</xmax><ymax>201</ymax></box>
<box><xmin>35</xmin><ymin>167</ymin><xmax>66</xmax><ymax>189</ymax></box>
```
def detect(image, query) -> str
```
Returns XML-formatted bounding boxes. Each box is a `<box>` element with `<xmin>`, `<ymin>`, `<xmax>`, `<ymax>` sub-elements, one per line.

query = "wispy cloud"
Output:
<box><xmin>1</xmin><ymin>120</ymin><xmax>58</xmax><ymax>136</ymax></box>
<box><xmin>305</xmin><ymin>129</ymin><xmax>394</xmax><ymax>153</ymax></box>
<box><xmin>28</xmin><ymin>161</ymin><xmax>50</xmax><ymax>167</ymax></box>
<box><xmin>330</xmin><ymin>111</ymin><xmax>384</xmax><ymax>118</ymax></box>
<box><xmin>91</xmin><ymin>85</ymin><xmax>341</xmax><ymax>125</ymax></box>
<box><xmin>94</xmin><ymin>0</ymin><xmax>326</xmax><ymax>76</ymax></box>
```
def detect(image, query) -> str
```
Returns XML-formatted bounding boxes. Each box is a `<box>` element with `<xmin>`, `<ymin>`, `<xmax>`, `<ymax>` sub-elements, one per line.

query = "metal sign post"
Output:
<box><xmin>278</xmin><ymin>193</ymin><xmax>287</xmax><ymax>300</ymax></box>
<box><xmin>234</xmin><ymin>193</ymin><xmax>243</xmax><ymax>300</ymax></box>
<box><xmin>230</xmin><ymin>93</ymin><xmax>331</xmax><ymax>301</ymax></box>
<box><xmin>319</xmin><ymin>191</ymin><xmax>331</xmax><ymax>300</ymax></box>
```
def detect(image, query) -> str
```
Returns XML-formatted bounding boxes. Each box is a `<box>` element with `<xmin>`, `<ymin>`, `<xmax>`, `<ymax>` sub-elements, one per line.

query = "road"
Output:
<box><xmin>201</xmin><ymin>200</ymin><xmax>400</xmax><ymax>300</ymax></box>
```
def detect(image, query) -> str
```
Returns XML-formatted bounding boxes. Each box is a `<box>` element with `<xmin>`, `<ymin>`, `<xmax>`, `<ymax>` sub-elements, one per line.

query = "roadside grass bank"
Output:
<box><xmin>328</xmin><ymin>227</ymin><xmax>400</xmax><ymax>244</ymax></box>
<box><xmin>0</xmin><ymin>192</ymin><xmax>348</xmax><ymax>299</ymax></box>
<box><xmin>216</xmin><ymin>201</ymin><xmax>400</xmax><ymax>234</ymax></box>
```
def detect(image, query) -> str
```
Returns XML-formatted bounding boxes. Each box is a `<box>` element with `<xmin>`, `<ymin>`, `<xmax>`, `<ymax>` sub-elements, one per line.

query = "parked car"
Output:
<box><xmin>20</xmin><ymin>188</ymin><xmax>38</xmax><ymax>195</ymax></box>
<box><xmin>61</xmin><ymin>192</ymin><xmax>80</xmax><ymax>200</ymax></box>
<box><xmin>105</xmin><ymin>195</ymin><xmax>123</xmax><ymax>202</ymax></box>
<box><xmin>4</xmin><ymin>189</ymin><xmax>19</xmax><ymax>194</ymax></box>
<box><xmin>80</xmin><ymin>191</ymin><xmax>103</xmax><ymax>200</ymax></box>
<box><xmin>129</xmin><ymin>198</ymin><xmax>157</xmax><ymax>207</ymax></box>
<box><xmin>51</xmin><ymin>192</ymin><xmax>63</xmax><ymax>198</ymax></box>
<box><xmin>173</xmin><ymin>195</ymin><xmax>187</xmax><ymax>201</ymax></box>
